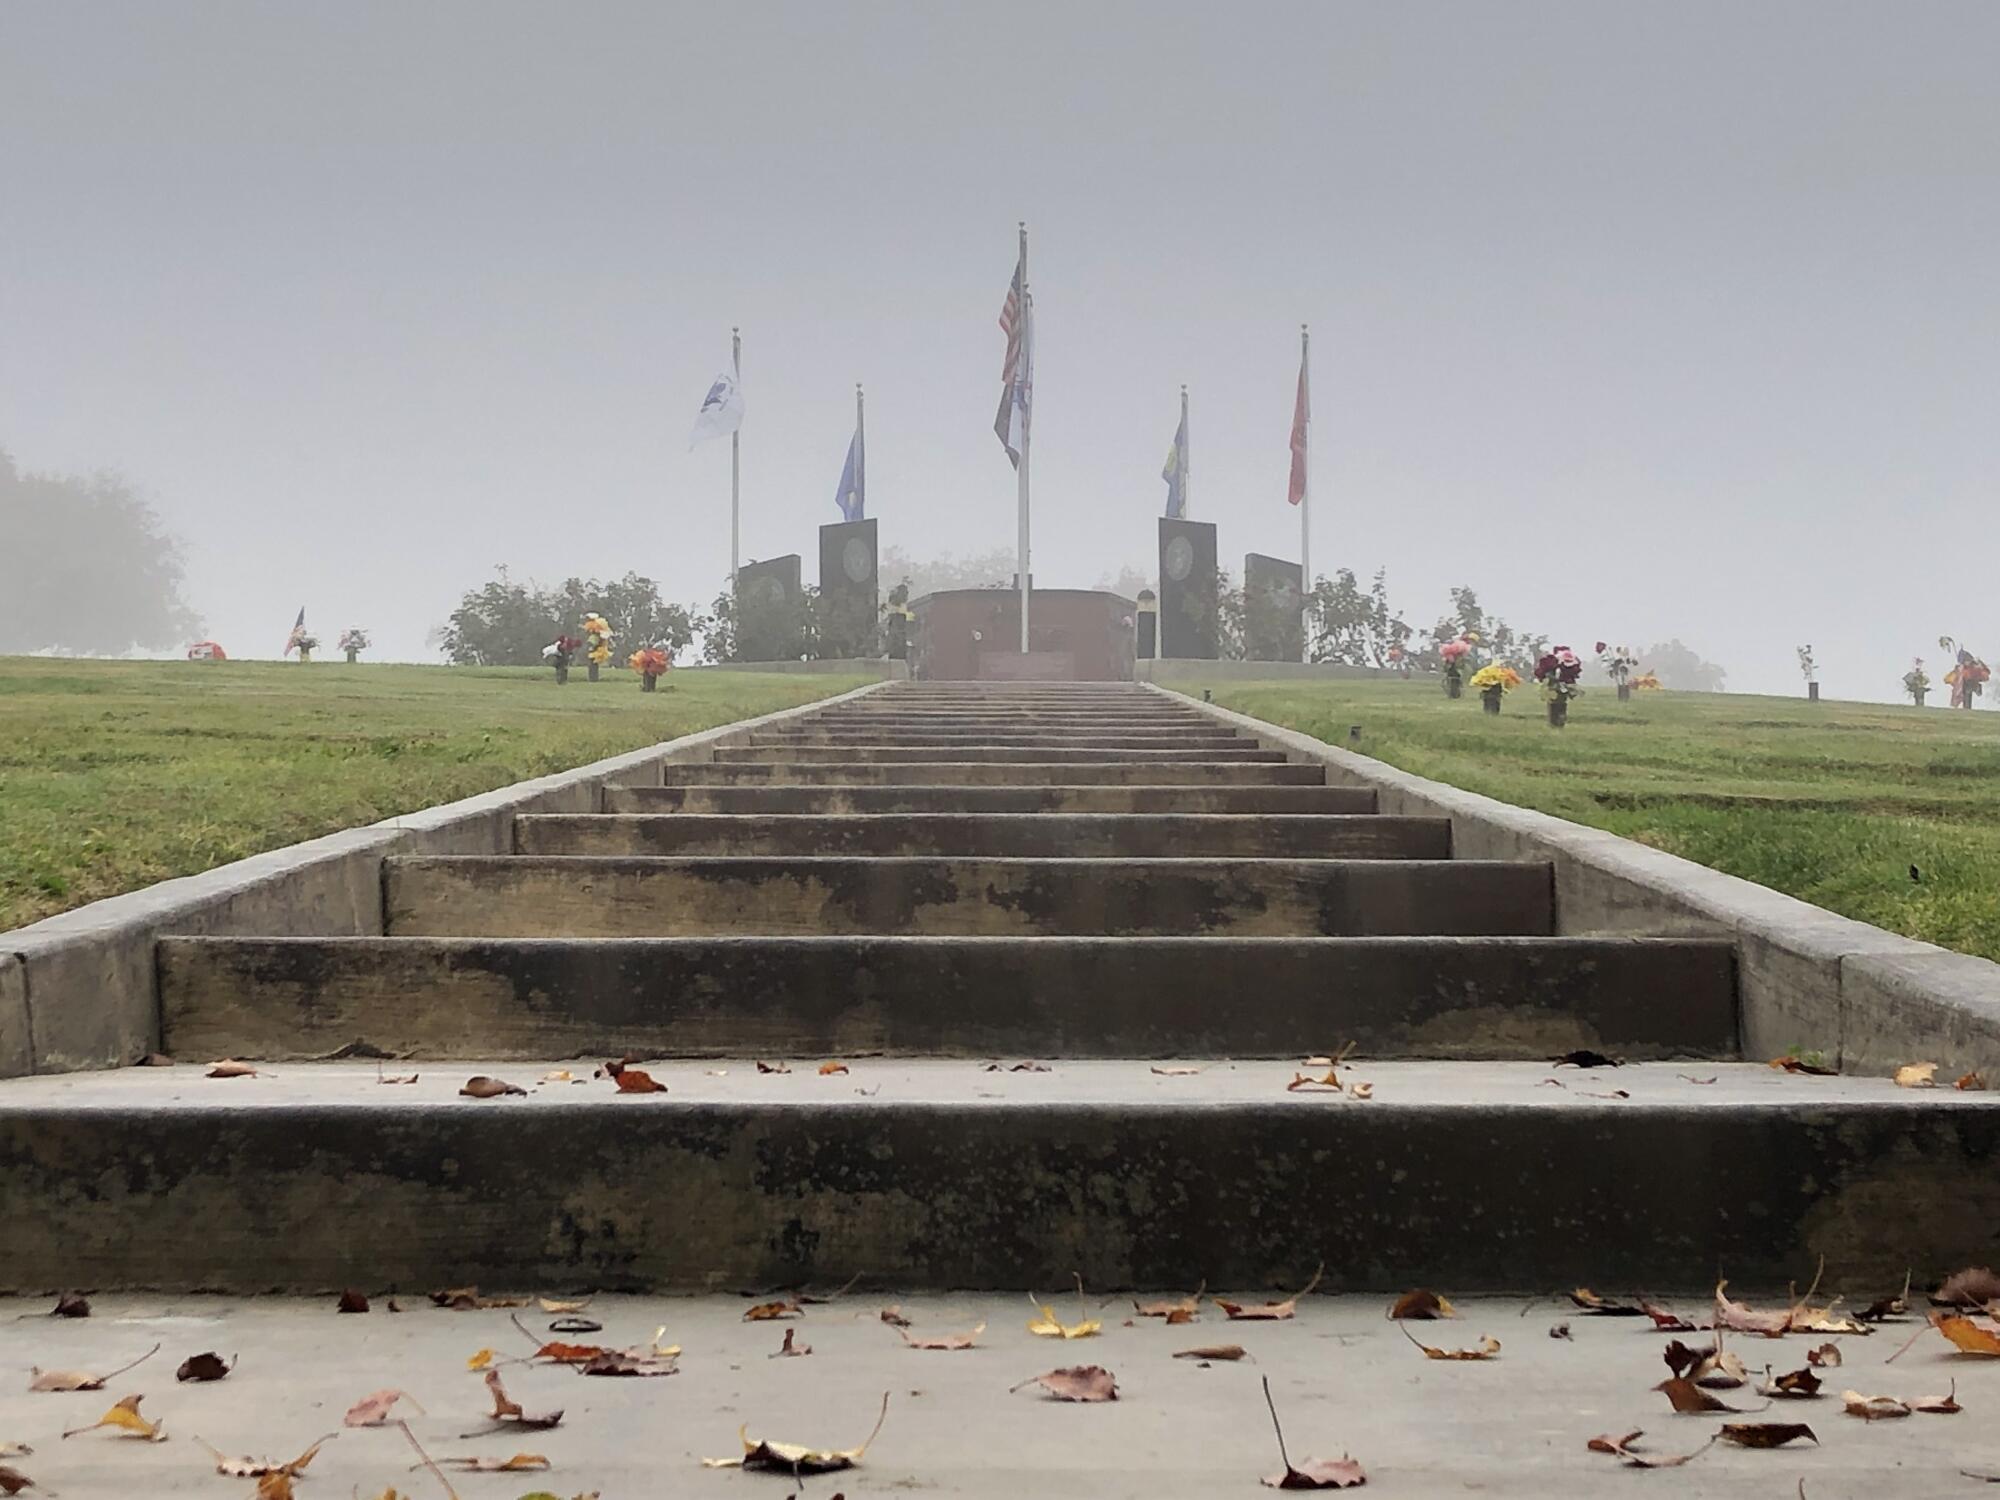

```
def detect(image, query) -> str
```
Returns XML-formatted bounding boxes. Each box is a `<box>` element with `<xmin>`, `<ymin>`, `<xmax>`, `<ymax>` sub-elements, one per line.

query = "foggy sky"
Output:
<box><xmin>4</xmin><ymin>0</ymin><xmax>1995</xmax><ymax>699</ymax></box>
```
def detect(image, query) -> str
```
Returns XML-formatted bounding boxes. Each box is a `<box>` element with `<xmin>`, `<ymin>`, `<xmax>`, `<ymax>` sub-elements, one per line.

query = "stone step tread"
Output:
<box><xmin>604</xmin><ymin>785</ymin><xmax>1379</xmax><ymax>813</ymax></box>
<box><xmin>661</xmin><ymin>762</ymin><xmax>1329</xmax><ymax>784</ymax></box>
<box><xmin>711</xmin><ymin>747</ymin><xmax>1292</xmax><ymax>762</ymax></box>
<box><xmin>158</xmin><ymin>934</ymin><xmax>1735</xmax><ymax>1062</ymax></box>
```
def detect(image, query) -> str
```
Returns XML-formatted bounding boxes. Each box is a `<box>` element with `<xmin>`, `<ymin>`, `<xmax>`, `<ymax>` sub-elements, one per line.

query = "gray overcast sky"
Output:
<box><xmin>3</xmin><ymin>0</ymin><xmax>1994</xmax><ymax>697</ymax></box>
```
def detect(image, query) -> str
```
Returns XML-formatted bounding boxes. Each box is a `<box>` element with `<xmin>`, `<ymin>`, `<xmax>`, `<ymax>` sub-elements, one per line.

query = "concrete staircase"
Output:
<box><xmin>6</xmin><ymin>682</ymin><xmax>1995</xmax><ymax>1294</ymax></box>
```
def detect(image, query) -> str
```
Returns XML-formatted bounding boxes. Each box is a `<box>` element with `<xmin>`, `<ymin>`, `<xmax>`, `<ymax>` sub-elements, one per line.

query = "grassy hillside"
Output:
<box><xmin>0</xmin><ymin>658</ymin><xmax>866</xmax><ymax>931</ymax></box>
<box><xmin>1188</xmin><ymin>677</ymin><xmax>2000</xmax><ymax>963</ymax></box>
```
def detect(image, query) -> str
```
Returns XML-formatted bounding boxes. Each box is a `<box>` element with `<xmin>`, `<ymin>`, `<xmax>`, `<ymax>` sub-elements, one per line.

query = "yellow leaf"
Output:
<box><xmin>703</xmin><ymin>1392</ymin><xmax>890</xmax><ymax>1474</ymax></box>
<box><xmin>1894</xmin><ymin>1062</ymin><xmax>1939</xmax><ymax>1088</ymax></box>
<box><xmin>466</xmin><ymin>1348</ymin><xmax>499</xmax><ymax>1370</ymax></box>
<box><xmin>1933</xmin><ymin>1312</ymin><xmax>2000</xmax><ymax>1356</ymax></box>
<box><xmin>63</xmin><ymin>1394</ymin><xmax>164</xmax><ymax>1441</ymax></box>
<box><xmin>537</xmin><ymin>1296</ymin><xmax>591</xmax><ymax>1314</ymax></box>
<box><xmin>1028</xmin><ymin>1273</ymin><xmax>1101</xmax><ymax>1339</ymax></box>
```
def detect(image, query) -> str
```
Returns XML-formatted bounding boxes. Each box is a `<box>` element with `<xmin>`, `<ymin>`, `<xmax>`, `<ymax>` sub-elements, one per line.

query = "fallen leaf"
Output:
<box><xmin>1807</xmin><ymin>1342</ymin><xmax>1843</xmax><ymax>1366</ymax></box>
<box><xmin>0</xmin><ymin>1446</ymin><xmax>29</xmax><ymax>1459</ymax></box>
<box><xmin>1151</xmin><ymin>1065</ymin><xmax>1202</xmax><ymax>1076</ymax></box>
<box><xmin>1569</xmin><ymin>1288</ymin><xmax>1642</xmax><ymax>1316</ymax></box>
<box><xmin>49</xmin><ymin>1293</ymin><xmax>89</xmax><ymax>1319</ymax></box>
<box><xmin>1029</xmin><ymin>1273</ymin><xmax>1103</xmax><ymax>1339</ymax></box>
<box><xmin>1894</xmin><ymin>1061</ymin><xmax>1939</xmax><ymax>1088</ymax></box>
<box><xmin>175</xmin><ymin>1351</ymin><xmax>234</xmax><ymax>1383</ymax></box>
<box><xmin>337</xmin><ymin>1288</ymin><xmax>369</xmax><ymax>1313</ymax></box>
<box><xmin>1011</xmin><ymin>1365</ymin><xmax>1118</xmax><ymax>1402</ymax></box>
<box><xmin>897</xmin><ymin>1323</ymin><xmax>985</xmax><ymax>1350</ymax></box>
<box><xmin>609</xmin><ymin>1065</ymin><xmax>667</xmax><ymax>1094</ymax></box>
<box><xmin>985</xmin><ymin>1060</ymin><xmax>1050</xmax><ymax>1072</ymax></box>
<box><xmin>1390</xmin><ymin>1289</ymin><xmax>1456</xmax><ymax>1321</ymax></box>
<box><xmin>1769</xmin><ymin>1054</ymin><xmax>1838</xmax><ymax>1076</ymax></box>
<box><xmin>437</xmin><ymin>1453</ymin><xmax>549</xmax><ymax>1472</ymax></box>
<box><xmin>817</xmin><ymin>1060</ymin><xmax>849</xmax><ymax>1076</ymax></box>
<box><xmin>1218</xmin><ymin>1265</ymin><xmax>1323</xmax><ymax>1321</ymax></box>
<box><xmin>1933</xmin><ymin>1267</ymin><xmax>2000</xmax><ymax>1306</ymax></box>
<box><xmin>29</xmin><ymin>1343</ymin><xmax>159</xmax><ymax>1392</ymax></box>
<box><xmin>1693</xmin><ymin>1350</ymin><xmax>1749</xmax><ymax>1389</ymax></box>
<box><xmin>1642</xmin><ymin>1301</ymin><xmax>1697</xmax><ymax>1332</ymax></box>
<box><xmin>459</xmin><ymin>1075</ymin><xmax>525</xmax><ymax>1098</ymax></box>
<box><xmin>743</xmin><ymin>1298</ymin><xmax>802</xmax><ymax>1322</ymax></box>
<box><xmin>536</xmin><ymin>1296</ymin><xmax>592</xmax><ymax>1315</ymax></box>
<box><xmin>578</xmin><ymin>1350</ymin><xmax>678</xmax><ymax>1376</ymax></box>
<box><xmin>1286</xmin><ymin>1070</ymin><xmax>1342</xmax><ymax>1092</ymax></box>
<box><xmin>1550</xmin><ymin>1049</ymin><xmax>1623</xmax><ymax>1068</ymax></box>
<box><xmin>0</xmin><ymin>1467</ymin><xmax>37</xmax><ymax>1495</ymax></box>
<box><xmin>1258</xmin><ymin>1375</ymin><xmax>1365</xmax><ymax>1489</ymax></box>
<box><xmin>1914</xmin><ymin>1380</ymin><xmax>1961</xmax><ymax>1414</ymax></box>
<box><xmin>755</xmin><ymin>1060</ymin><xmax>792</xmax><ymax>1074</ymax></box>
<box><xmin>1401</xmin><ymin>1326</ymin><xmax>1500</xmax><ymax>1361</ymax></box>
<box><xmin>1841</xmin><ymin>1390</ymin><xmax>1910</xmax><ymax>1420</ymax></box>
<box><xmin>879</xmin><ymin>1306</ymin><xmax>911</xmax><ymax>1328</ymax></box>
<box><xmin>702</xmin><ymin>1392</ymin><xmax>889</xmax><ymax>1474</ymax></box>
<box><xmin>1586</xmin><ymin>1430</ymin><xmax>1713</xmax><ymax>1468</ymax></box>
<box><xmin>431</xmin><ymin>1286</ymin><xmax>526</xmax><ymax>1310</ymax></box>
<box><xmin>1135</xmin><ymin>1284</ymin><xmax>1204</xmax><ymax>1318</ymax></box>
<box><xmin>1718</xmin><ymin>1422</ymin><xmax>1816</xmax><ymax>1448</ymax></box>
<box><xmin>539</xmin><ymin>1070</ymin><xmax>574</xmax><ymax>1083</ymax></box>
<box><xmin>376</xmin><ymin>1068</ymin><xmax>419</xmax><ymax>1085</ymax></box>
<box><xmin>1957</xmin><ymin>1072</ymin><xmax>1988</xmax><ymax>1091</ymax></box>
<box><xmin>1654</xmin><ymin>1377</ymin><xmax>1740</xmax><ymax>1413</ymax></box>
<box><xmin>256</xmin><ymin>1476</ymin><xmax>297</xmax><ymax>1500</ymax></box>
<box><xmin>62</xmin><ymin>1394</ymin><xmax>165</xmax><ymax>1441</ymax></box>
<box><xmin>1174</xmin><ymin>1345</ymin><xmax>1247</xmax><ymax>1362</ymax></box>
<box><xmin>1932</xmin><ymin>1312</ymin><xmax>2000</xmax><ymax>1355</ymax></box>
<box><xmin>1762</xmin><ymin>1365</ymin><xmax>1822</xmax><ymax>1398</ymax></box>
<box><xmin>1677</xmin><ymin>1074</ymin><xmax>1719</xmax><ymax>1085</ymax></box>
<box><xmin>1663</xmin><ymin>1340</ymin><xmax>1708</xmax><ymax>1379</ymax></box>
<box><xmin>470</xmin><ymin>1369</ymin><xmax>562</xmax><ymax>1431</ymax></box>
<box><xmin>772</xmin><ymin>1328</ymin><xmax>811</xmax><ymax>1358</ymax></box>
<box><xmin>1714</xmin><ymin>1281</ymin><xmax>1790</xmax><ymax>1337</ymax></box>
<box><xmin>344</xmin><ymin>1390</ymin><xmax>423</xmax><ymax>1427</ymax></box>
<box><xmin>1549</xmin><ymin>1323</ymin><xmax>1572</xmax><ymax>1341</ymax></box>
<box><xmin>207</xmin><ymin>1059</ymin><xmax>260</xmax><ymax>1078</ymax></box>
<box><xmin>194</xmin><ymin>1432</ymin><xmax>334</xmax><ymax>1475</ymax></box>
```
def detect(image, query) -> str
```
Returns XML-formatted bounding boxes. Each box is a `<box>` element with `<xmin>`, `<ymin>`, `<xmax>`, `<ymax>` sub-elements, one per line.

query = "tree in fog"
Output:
<box><xmin>1641</xmin><ymin>639</ymin><xmax>1729</xmax><ymax>692</ymax></box>
<box><xmin>0</xmin><ymin>450</ymin><xmax>202</xmax><ymax>654</ymax></box>
<box><xmin>438</xmin><ymin>566</ymin><xmax>693</xmax><ymax>666</ymax></box>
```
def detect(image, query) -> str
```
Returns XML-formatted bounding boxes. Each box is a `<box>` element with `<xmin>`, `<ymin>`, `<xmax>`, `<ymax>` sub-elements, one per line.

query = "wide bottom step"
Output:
<box><xmin>1</xmin><ymin>1060</ymin><xmax>1991</xmax><ymax>1291</ymax></box>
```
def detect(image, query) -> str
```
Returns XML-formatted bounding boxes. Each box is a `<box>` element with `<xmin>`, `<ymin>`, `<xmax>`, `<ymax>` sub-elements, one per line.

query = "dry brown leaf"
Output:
<box><xmin>1402</xmin><ymin>1326</ymin><xmax>1500</xmax><ymax>1361</ymax></box>
<box><xmin>437</xmin><ymin>1453</ymin><xmax>549</xmax><ymax>1472</ymax></box>
<box><xmin>1931</xmin><ymin>1312</ymin><xmax>2000</xmax><ymax>1355</ymax></box>
<box><xmin>1642</xmin><ymin>1301</ymin><xmax>1697</xmax><ymax>1331</ymax></box>
<box><xmin>344</xmin><ymin>1389</ymin><xmax>423</xmax><ymax>1427</ymax></box>
<box><xmin>879</xmin><ymin>1306</ymin><xmax>911</xmax><ymax>1328</ymax></box>
<box><xmin>1893</xmin><ymin>1061</ymin><xmax>1939</xmax><ymax>1088</ymax></box>
<box><xmin>336</xmin><ymin>1288</ymin><xmax>369</xmax><ymax>1313</ymax></box>
<box><xmin>608</xmin><ymin>1062</ymin><xmax>667</xmax><ymax>1094</ymax></box>
<box><xmin>539</xmin><ymin>1069</ymin><xmax>574</xmax><ymax>1083</ymax></box>
<box><xmin>1569</xmin><ymin>1288</ymin><xmax>1643</xmax><ymax>1316</ymax></box>
<box><xmin>702</xmin><ymin>1392</ymin><xmax>889</xmax><ymax>1474</ymax></box>
<box><xmin>1011</xmin><ymin>1365</ymin><xmax>1118</xmax><ymax>1403</ymax></box>
<box><xmin>755</xmin><ymin>1060</ymin><xmax>792</xmax><ymax>1074</ymax></box>
<box><xmin>1654</xmin><ymin>1376</ymin><xmax>1740</xmax><ymax>1413</ymax></box>
<box><xmin>771</xmin><ymin>1328</ymin><xmax>811</xmax><ymax>1359</ymax></box>
<box><xmin>29</xmin><ymin>1343</ymin><xmax>159</xmax><ymax>1392</ymax></box>
<box><xmin>1347</xmin><ymin>1082</ymin><xmax>1374</xmax><ymax>1100</ymax></box>
<box><xmin>897</xmin><ymin>1323</ymin><xmax>985</xmax><ymax>1350</ymax></box>
<box><xmin>1933</xmin><ymin>1267</ymin><xmax>2000</xmax><ymax>1306</ymax></box>
<box><xmin>1914</xmin><ymin>1380</ymin><xmax>1962</xmax><ymax>1414</ymax></box>
<box><xmin>1718</xmin><ymin>1422</ymin><xmax>1816</xmax><ymax>1448</ymax></box>
<box><xmin>1549</xmin><ymin>1049</ymin><xmax>1623</xmax><ymax>1068</ymax></box>
<box><xmin>1762</xmin><ymin>1365</ymin><xmax>1823</xmax><ymax>1399</ymax></box>
<box><xmin>1390</xmin><ymin>1288</ymin><xmax>1456</xmax><ymax>1320</ymax></box>
<box><xmin>194</xmin><ymin>1433</ymin><xmax>334</xmax><ymax>1476</ymax></box>
<box><xmin>1135</xmin><ymin>1284</ymin><xmax>1205</xmax><ymax>1318</ymax></box>
<box><xmin>175</xmin><ymin>1351</ymin><xmax>233</xmax><ymax>1383</ymax></box>
<box><xmin>1174</xmin><ymin>1344</ymin><xmax>1247</xmax><ymax>1363</ymax></box>
<box><xmin>1807</xmin><ymin>1342</ymin><xmax>1843</xmax><ymax>1366</ymax></box>
<box><xmin>61</xmin><ymin>1394</ymin><xmax>164</xmax><ymax>1442</ymax></box>
<box><xmin>1841</xmin><ymin>1389</ymin><xmax>1910</xmax><ymax>1420</ymax></box>
<box><xmin>207</xmin><ymin>1059</ymin><xmax>260</xmax><ymax>1078</ymax></box>
<box><xmin>458</xmin><ymin>1076</ymin><xmax>525</xmax><ymax>1098</ymax></box>
<box><xmin>473</xmin><ymin>1369</ymin><xmax>563</xmax><ymax>1431</ymax></box>
<box><xmin>1286</xmin><ymin>1069</ymin><xmax>1342</xmax><ymax>1092</ymax></box>
<box><xmin>743</xmin><ymin>1297</ymin><xmax>802</xmax><ymax>1322</ymax></box>
<box><xmin>49</xmin><ymin>1294</ymin><xmax>89</xmax><ymax>1319</ymax></box>
<box><xmin>431</xmin><ymin>1286</ymin><xmax>526</xmax><ymax>1309</ymax></box>
<box><xmin>1692</xmin><ymin>1349</ymin><xmax>1748</xmax><ymax>1389</ymax></box>
<box><xmin>578</xmin><ymin>1350</ymin><xmax>678</xmax><ymax>1376</ymax></box>
<box><xmin>1258</xmin><ymin>1374</ymin><xmax>1365</xmax><ymax>1489</ymax></box>
<box><xmin>1714</xmin><ymin>1281</ymin><xmax>1790</xmax><ymax>1336</ymax></box>
<box><xmin>1218</xmin><ymin>1265</ymin><xmax>1323</xmax><ymax>1321</ymax></box>
<box><xmin>255</xmin><ymin>1476</ymin><xmax>296</xmax><ymax>1500</ymax></box>
<box><xmin>537</xmin><ymin>1296</ymin><xmax>591</xmax><ymax>1314</ymax></box>
<box><xmin>0</xmin><ymin>1446</ymin><xmax>30</xmax><ymax>1460</ymax></box>
<box><xmin>1586</xmin><ymin>1430</ymin><xmax>1714</xmax><ymax>1468</ymax></box>
<box><xmin>1769</xmin><ymin>1054</ymin><xmax>1838</xmax><ymax>1076</ymax></box>
<box><xmin>0</xmin><ymin>1467</ymin><xmax>38</xmax><ymax>1495</ymax></box>
<box><xmin>1957</xmin><ymin>1072</ymin><xmax>1988</xmax><ymax>1091</ymax></box>
<box><xmin>817</xmin><ymin>1060</ymin><xmax>849</xmax><ymax>1075</ymax></box>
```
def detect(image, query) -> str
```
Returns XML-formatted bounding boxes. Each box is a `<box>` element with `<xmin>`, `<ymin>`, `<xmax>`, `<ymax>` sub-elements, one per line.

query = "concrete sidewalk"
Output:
<box><xmin>0</xmin><ymin>1291</ymin><xmax>1985</xmax><ymax>1498</ymax></box>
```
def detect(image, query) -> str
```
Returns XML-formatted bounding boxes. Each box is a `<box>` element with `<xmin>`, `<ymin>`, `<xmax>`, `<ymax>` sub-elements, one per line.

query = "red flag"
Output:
<box><xmin>1286</xmin><ymin>344</ymin><xmax>1310</xmax><ymax>507</ymax></box>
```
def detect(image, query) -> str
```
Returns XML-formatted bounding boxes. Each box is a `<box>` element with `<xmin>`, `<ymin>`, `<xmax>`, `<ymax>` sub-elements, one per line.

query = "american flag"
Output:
<box><xmin>282</xmin><ymin>607</ymin><xmax>307</xmax><ymax>655</ymax></box>
<box><xmin>1287</xmin><ymin>341</ymin><xmax>1310</xmax><ymax>507</ymax></box>
<box><xmin>994</xmin><ymin>249</ymin><xmax>1031</xmax><ymax>468</ymax></box>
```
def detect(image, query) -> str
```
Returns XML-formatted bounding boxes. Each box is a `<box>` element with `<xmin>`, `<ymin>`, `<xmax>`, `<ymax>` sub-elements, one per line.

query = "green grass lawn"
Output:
<box><xmin>1186</xmin><ymin>678</ymin><xmax>2000</xmax><ymax>963</ymax></box>
<box><xmin>0</xmin><ymin>658</ymin><xmax>866</xmax><ymax>931</ymax></box>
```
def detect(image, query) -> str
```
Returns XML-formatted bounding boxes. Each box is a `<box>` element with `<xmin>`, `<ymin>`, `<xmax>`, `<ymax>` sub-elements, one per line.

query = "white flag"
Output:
<box><xmin>688</xmin><ymin>369</ymin><xmax>745</xmax><ymax>447</ymax></box>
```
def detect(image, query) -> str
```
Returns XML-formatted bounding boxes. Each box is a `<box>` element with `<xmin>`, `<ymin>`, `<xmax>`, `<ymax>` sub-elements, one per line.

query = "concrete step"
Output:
<box><xmin>660</xmin><ymin>761</ymin><xmax>1329</xmax><ymax>786</ymax></box>
<box><xmin>516</xmin><ymin>812</ymin><xmax>1450</xmax><ymax>858</ymax></box>
<box><xmin>11</xmin><ymin>1060</ymin><xmax>1977</xmax><ymax>1293</ymax></box>
<box><xmin>710</xmin><ymin>745</ymin><xmax>1291</xmax><ymax>763</ymax></box>
<box><xmin>385</xmin><ymin>855</ymin><xmax>1552</xmax><ymax>938</ymax></box>
<box><xmin>604</xmin><ymin>783</ymin><xmax>1379</xmax><ymax>815</ymax></box>
<box><xmin>159</xmin><ymin>934</ymin><xmax>1733</xmax><ymax>1062</ymax></box>
<box><xmin>746</xmin><ymin>731</ymin><xmax>1257</xmax><ymax>748</ymax></box>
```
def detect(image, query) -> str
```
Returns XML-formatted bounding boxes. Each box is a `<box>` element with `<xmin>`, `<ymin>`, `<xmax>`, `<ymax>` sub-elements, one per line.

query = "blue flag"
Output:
<box><xmin>835</xmin><ymin>422</ymin><xmax>865</xmax><ymax>521</ymax></box>
<box><xmin>1161</xmin><ymin>410</ymin><xmax>1188</xmax><ymax>519</ymax></box>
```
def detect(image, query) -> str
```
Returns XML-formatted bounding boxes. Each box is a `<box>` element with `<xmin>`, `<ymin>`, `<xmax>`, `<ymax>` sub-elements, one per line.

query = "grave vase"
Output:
<box><xmin>588</xmin><ymin>662</ymin><xmax>600</xmax><ymax>682</ymax></box>
<box><xmin>1546</xmin><ymin>696</ymin><xmax>1568</xmax><ymax>728</ymax></box>
<box><xmin>1444</xmin><ymin>675</ymin><xmax>1462</xmax><ymax>700</ymax></box>
<box><xmin>1481</xmin><ymin>689</ymin><xmax>1502</xmax><ymax>716</ymax></box>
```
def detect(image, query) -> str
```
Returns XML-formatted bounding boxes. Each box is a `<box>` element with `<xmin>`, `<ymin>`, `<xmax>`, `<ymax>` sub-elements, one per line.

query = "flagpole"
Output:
<box><xmin>1180</xmin><ymin>384</ymin><xmax>1190</xmax><ymax>518</ymax></box>
<box><xmin>1016</xmin><ymin>222</ymin><xmax>1031</xmax><ymax>654</ymax></box>
<box><xmin>1298</xmin><ymin>323</ymin><xmax>1311</xmax><ymax>644</ymax></box>
<box><xmin>730</xmin><ymin>326</ymin><xmax>742</xmax><ymax>595</ymax></box>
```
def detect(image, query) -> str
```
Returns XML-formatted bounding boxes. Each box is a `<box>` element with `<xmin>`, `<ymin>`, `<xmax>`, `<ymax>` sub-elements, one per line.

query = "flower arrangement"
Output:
<box><xmin>1597</xmin><ymin>641</ymin><xmax>1639</xmax><ymax>699</ymax></box>
<box><xmin>1941</xmin><ymin>636</ymin><xmax>1990</xmax><ymax>709</ymax></box>
<box><xmin>582</xmin><ymin>613</ymin><xmax>614</xmax><ymax>671</ymax></box>
<box><xmin>338</xmin><ymin>628</ymin><xmax>370</xmax><ymax>663</ymax></box>
<box><xmin>1439</xmin><ymin>636</ymin><xmax>1475</xmax><ymax>698</ymax></box>
<box><xmin>543</xmin><ymin>634</ymin><xmax>582</xmax><ymax>684</ymax></box>
<box><xmin>1534</xmin><ymin>646</ymin><xmax>1584</xmax><ymax>726</ymax></box>
<box><xmin>1469</xmin><ymin>663</ymin><xmax>1522</xmax><ymax>715</ymax></box>
<box><xmin>629</xmin><ymin>645</ymin><xmax>671</xmax><ymax>691</ymax></box>
<box><xmin>1630</xmin><ymin>672</ymin><xmax>1663</xmax><ymax>691</ymax></box>
<box><xmin>1904</xmin><ymin>658</ymin><xmax>1930</xmax><ymax>707</ymax></box>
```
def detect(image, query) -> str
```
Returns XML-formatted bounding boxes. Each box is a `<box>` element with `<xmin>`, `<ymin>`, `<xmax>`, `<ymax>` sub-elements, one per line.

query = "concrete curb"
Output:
<box><xmin>1155</xmin><ymin>684</ymin><xmax>2000</xmax><ymax>1074</ymax></box>
<box><xmin>0</xmin><ymin>678</ymin><xmax>891</xmax><ymax>1076</ymax></box>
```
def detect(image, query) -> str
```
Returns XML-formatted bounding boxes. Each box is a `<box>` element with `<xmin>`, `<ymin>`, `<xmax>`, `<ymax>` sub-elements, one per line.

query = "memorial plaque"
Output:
<box><xmin>1244</xmin><ymin>552</ymin><xmax>1305</xmax><ymax>662</ymax></box>
<box><xmin>736</xmin><ymin>553</ymin><xmax>804</xmax><ymax>662</ymax></box>
<box><xmin>1158</xmin><ymin>518</ymin><xmax>1218</xmax><ymax>659</ymax></box>
<box><xmin>817</xmin><ymin>520</ymin><xmax>879</xmax><ymax>659</ymax></box>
